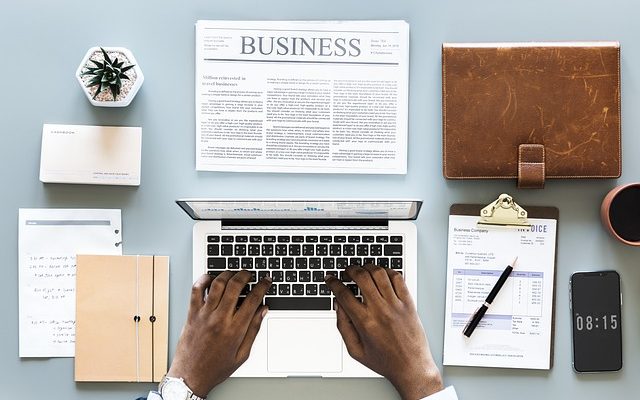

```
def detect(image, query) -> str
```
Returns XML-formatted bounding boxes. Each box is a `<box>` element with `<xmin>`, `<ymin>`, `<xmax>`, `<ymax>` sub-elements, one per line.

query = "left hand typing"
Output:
<box><xmin>166</xmin><ymin>271</ymin><xmax>272</xmax><ymax>397</ymax></box>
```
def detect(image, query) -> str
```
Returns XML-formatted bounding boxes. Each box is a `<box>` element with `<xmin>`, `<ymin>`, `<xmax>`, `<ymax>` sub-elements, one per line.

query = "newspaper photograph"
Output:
<box><xmin>195</xmin><ymin>20</ymin><xmax>409</xmax><ymax>174</ymax></box>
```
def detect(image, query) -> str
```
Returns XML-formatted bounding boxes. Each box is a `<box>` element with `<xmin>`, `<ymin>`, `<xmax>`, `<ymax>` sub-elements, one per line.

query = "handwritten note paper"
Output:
<box><xmin>23</xmin><ymin>255</ymin><xmax>77</xmax><ymax>351</ymax></box>
<box><xmin>18</xmin><ymin>209</ymin><xmax>121</xmax><ymax>357</ymax></box>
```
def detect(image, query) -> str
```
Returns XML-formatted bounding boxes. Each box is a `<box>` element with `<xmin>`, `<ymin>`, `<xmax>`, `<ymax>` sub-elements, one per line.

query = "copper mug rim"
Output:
<box><xmin>601</xmin><ymin>182</ymin><xmax>640</xmax><ymax>246</ymax></box>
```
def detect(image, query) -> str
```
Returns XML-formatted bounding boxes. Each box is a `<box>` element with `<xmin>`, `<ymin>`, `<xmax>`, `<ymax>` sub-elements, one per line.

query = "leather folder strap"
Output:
<box><xmin>518</xmin><ymin>144</ymin><xmax>545</xmax><ymax>189</ymax></box>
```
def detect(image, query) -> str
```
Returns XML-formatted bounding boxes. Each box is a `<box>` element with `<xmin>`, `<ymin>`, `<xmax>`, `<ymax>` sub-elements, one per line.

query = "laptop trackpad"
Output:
<box><xmin>267</xmin><ymin>318</ymin><xmax>343</xmax><ymax>374</ymax></box>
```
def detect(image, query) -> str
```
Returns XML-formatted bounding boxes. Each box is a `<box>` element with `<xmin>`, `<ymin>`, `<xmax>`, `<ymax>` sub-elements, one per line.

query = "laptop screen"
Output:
<box><xmin>177</xmin><ymin>200</ymin><xmax>422</xmax><ymax>220</ymax></box>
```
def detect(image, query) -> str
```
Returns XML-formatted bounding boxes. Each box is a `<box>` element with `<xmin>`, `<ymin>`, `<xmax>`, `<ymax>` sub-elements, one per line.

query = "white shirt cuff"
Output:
<box><xmin>147</xmin><ymin>386</ymin><xmax>458</xmax><ymax>400</ymax></box>
<box><xmin>419</xmin><ymin>386</ymin><xmax>458</xmax><ymax>400</ymax></box>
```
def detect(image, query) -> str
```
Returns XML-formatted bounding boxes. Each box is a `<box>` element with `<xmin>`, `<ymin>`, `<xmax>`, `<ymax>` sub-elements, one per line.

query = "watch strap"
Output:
<box><xmin>158</xmin><ymin>376</ymin><xmax>207</xmax><ymax>400</ymax></box>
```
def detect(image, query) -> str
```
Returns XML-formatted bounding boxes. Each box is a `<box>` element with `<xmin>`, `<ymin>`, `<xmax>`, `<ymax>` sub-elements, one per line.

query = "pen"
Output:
<box><xmin>463</xmin><ymin>257</ymin><xmax>518</xmax><ymax>338</ymax></box>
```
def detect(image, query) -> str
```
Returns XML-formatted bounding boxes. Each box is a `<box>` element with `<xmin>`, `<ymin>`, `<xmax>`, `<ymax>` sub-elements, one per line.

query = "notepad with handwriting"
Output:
<box><xmin>18</xmin><ymin>208</ymin><xmax>122</xmax><ymax>358</ymax></box>
<box><xmin>443</xmin><ymin>212</ymin><xmax>557</xmax><ymax>369</ymax></box>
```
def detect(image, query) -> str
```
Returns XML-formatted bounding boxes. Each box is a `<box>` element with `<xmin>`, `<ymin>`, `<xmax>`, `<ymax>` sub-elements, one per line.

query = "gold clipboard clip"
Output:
<box><xmin>478</xmin><ymin>193</ymin><xmax>530</xmax><ymax>227</ymax></box>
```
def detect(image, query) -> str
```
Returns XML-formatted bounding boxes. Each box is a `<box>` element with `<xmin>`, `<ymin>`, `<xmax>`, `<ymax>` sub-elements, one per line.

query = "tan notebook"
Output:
<box><xmin>75</xmin><ymin>255</ymin><xmax>169</xmax><ymax>382</ymax></box>
<box><xmin>442</xmin><ymin>42</ymin><xmax>621</xmax><ymax>188</ymax></box>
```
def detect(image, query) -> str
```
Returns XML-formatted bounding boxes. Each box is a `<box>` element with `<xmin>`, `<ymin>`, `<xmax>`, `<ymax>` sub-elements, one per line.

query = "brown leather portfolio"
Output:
<box><xmin>442</xmin><ymin>42</ymin><xmax>621</xmax><ymax>188</ymax></box>
<box><xmin>75</xmin><ymin>255</ymin><xmax>169</xmax><ymax>382</ymax></box>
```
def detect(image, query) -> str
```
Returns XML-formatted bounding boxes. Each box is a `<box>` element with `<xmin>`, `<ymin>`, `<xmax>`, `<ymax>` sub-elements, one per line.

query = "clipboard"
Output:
<box><xmin>451</xmin><ymin>193</ymin><xmax>559</xmax><ymax>227</ymax></box>
<box><xmin>443</xmin><ymin>194</ymin><xmax>559</xmax><ymax>370</ymax></box>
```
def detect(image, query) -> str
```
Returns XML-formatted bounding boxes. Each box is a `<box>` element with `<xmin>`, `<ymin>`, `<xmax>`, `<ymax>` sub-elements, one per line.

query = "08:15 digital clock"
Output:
<box><xmin>574</xmin><ymin>313</ymin><xmax>618</xmax><ymax>331</ymax></box>
<box><xmin>570</xmin><ymin>271</ymin><xmax>622</xmax><ymax>372</ymax></box>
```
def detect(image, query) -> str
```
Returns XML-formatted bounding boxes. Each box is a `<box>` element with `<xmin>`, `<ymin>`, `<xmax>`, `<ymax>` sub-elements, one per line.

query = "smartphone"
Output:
<box><xmin>570</xmin><ymin>271</ymin><xmax>622</xmax><ymax>372</ymax></box>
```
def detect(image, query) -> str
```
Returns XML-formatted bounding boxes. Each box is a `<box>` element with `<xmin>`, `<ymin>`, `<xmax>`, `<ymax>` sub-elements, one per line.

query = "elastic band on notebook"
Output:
<box><xmin>150</xmin><ymin>255</ymin><xmax>156</xmax><ymax>380</ymax></box>
<box><xmin>135</xmin><ymin>255</ymin><xmax>140</xmax><ymax>383</ymax></box>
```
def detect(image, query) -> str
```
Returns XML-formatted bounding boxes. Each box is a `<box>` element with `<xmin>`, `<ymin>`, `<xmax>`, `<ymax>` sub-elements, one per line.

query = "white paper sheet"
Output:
<box><xmin>18</xmin><ymin>209</ymin><xmax>122</xmax><ymax>357</ymax></box>
<box><xmin>443</xmin><ymin>215</ymin><xmax>557</xmax><ymax>369</ymax></box>
<box><xmin>195</xmin><ymin>20</ymin><xmax>409</xmax><ymax>174</ymax></box>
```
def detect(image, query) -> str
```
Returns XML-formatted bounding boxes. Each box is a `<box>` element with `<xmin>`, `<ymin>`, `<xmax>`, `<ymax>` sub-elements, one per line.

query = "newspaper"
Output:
<box><xmin>195</xmin><ymin>20</ymin><xmax>409</xmax><ymax>174</ymax></box>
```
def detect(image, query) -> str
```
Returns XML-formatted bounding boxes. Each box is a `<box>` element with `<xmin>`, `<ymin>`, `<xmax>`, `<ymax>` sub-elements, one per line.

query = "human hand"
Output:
<box><xmin>325</xmin><ymin>265</ymin><xmax>443</xmax><ymax>400</ymax></box>
<box><xmin>167</xmin><ymin>271</ymin><xmax>271</xmax><ymax>397</ymax></box>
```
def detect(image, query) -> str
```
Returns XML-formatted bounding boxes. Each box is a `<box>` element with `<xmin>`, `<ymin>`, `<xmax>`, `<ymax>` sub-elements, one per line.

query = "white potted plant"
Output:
<box><xmin>76</xmin><ymin>47</ymin><xmax>144</xmax><ymax>107</ymax></box>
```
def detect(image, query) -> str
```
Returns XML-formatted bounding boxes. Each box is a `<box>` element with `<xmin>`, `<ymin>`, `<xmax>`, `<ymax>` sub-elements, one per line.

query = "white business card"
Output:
<box><xmin>40</xmin><ymin>124</ymin><xmax>142</xmax><ymax>186</ymax></box>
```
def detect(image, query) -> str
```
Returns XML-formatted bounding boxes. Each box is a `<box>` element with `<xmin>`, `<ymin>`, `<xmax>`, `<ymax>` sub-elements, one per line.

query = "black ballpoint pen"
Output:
<box><xmin>463</xmin><ymin>257</ymin><xmax>518</xmax><ymax>337</ymax></box>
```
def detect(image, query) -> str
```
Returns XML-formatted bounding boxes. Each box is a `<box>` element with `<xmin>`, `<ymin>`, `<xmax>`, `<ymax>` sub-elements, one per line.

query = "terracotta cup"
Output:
<box><xmin>601</xmin><ymin>183</ymin><xmax>640</xmax><ymax>246</ymax></box>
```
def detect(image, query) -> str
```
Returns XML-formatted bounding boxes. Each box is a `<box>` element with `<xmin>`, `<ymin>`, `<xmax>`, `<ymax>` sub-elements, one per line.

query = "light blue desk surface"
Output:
<box><xmin>2</xmin><ymin>0</ymin><xmax>639</xmax><ymax>398</ymax></box>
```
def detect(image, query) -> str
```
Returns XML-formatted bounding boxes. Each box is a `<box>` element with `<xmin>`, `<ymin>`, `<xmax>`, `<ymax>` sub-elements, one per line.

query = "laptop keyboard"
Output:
<box><xmin>206</xmin><ymin>234</ymin><xmax>404</xmax><ymax>310</ymax></box>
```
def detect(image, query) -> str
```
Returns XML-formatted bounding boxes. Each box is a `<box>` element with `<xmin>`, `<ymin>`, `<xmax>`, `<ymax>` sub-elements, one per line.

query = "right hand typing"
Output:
<box><xmin>325</xmin><ymin>264</ymin><xmax>444</xmax><ymax>400</ymax></box>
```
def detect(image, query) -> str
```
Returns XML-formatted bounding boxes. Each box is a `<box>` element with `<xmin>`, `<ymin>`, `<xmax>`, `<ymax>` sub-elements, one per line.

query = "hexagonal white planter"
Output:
<box><xmin>76</xmin><ymin>46</ymin><xmax>144</xmax><ymax>107</ymax></box>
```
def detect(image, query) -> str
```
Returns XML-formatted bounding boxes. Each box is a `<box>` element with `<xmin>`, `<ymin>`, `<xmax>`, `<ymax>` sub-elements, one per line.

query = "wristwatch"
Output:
<box><xmin>158</xmin><ymin>376</ymin><xmax>206</xmax><ymax>400</ymax></box>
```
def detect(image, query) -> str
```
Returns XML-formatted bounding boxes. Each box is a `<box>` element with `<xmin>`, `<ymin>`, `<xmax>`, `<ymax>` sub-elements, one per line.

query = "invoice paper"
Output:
<box><xmin>443</xmin><ymin>215</ymin><xmax>557</xmax><ymax>369</ymax></box>
<box><xmin>18</xmin><ymin>209</ymin><xmax>122</xmax><ymax>357</ymax></box>
<box><xmin>195</xmin><ymin>20</ymin><xmax>409</xmax><ymax>174</ymax></box>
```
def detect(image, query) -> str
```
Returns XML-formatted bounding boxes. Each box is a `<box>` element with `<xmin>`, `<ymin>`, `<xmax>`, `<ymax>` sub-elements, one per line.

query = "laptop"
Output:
<box><xmin>176</xmin><ymin>199</ymin><xmax>422</xmax><ymax>377</ymax></box>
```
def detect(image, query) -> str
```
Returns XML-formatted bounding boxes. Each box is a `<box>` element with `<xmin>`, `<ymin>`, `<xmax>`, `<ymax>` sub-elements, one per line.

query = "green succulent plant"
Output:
<box><xmin>81</xmin><ymin>47</ymin><xmax>135</xmax><ymax>101</ymax></box>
